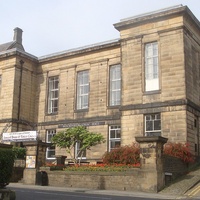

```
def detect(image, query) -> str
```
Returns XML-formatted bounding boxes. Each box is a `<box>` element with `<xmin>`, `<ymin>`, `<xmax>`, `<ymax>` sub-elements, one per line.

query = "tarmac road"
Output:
<box><xmin>8</xmin><ymin>183</ymin><xmax>177</xmax><ymax>200</ymax></box>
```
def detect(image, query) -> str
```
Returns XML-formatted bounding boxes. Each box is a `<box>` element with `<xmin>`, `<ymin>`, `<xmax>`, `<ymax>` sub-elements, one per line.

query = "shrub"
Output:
<box><xmin>0</xmin><ymin>148</ymin><xmax>15</xmax><ymax>188</ymax></box>
<box><xmin>12</xmin><ymin>147</ymin><xmax>26</xmax><ymax>159</ymax></box>
<box><xmin>164</xmin><ymin>142</ymin><xmax>195</xmax><ymax>163</ymax></box>
<box><xmin>102</xmin><ymin>143</ymin><xmax>140</xmax><ymax>165</ymax></box>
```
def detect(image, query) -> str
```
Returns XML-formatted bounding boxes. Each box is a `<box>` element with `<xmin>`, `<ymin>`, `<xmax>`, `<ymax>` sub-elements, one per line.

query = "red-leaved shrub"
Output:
<box><xmin>164</xmin><ymin>142</ymin><xmax>195</xmax><ymax>163</ymax></box>
<box><xmin>102</xmin><ymin>143</ymin><xmax>140</xmax><ymax>165</ymax></box>
<box><xmin>102</xmin><ymin>142</ymin><xmax>195</xmax><ymax>165</ymax></box>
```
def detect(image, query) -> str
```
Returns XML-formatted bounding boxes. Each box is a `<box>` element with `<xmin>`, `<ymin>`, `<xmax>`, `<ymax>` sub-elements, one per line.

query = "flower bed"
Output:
<box><xmin>41</xmin><ymin>163</ymin><xmax>140</xmax><ymax>172</ymax></box>
<box><xmin>64</xmin><ymin>163</ymin><xmax>140</xmax><ymax>172</ymax></box>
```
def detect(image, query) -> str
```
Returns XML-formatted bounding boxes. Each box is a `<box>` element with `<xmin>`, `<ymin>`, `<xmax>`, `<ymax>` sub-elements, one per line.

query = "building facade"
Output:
<box><xmin>0</xmin><ymin>5</ymin><xmax>200</xmax><ymax>162</ymax></box>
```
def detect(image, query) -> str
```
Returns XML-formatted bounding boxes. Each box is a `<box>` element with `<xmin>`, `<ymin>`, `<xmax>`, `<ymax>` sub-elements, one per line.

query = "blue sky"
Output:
<box><xmin>0</xmin><ymin>0</ymin><xmax>199</xmax><ymax>57</ymax></box>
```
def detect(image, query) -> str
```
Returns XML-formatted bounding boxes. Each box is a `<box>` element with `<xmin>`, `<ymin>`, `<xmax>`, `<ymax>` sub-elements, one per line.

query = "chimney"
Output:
<box><xmin>13</xmin><ymin>27</ymin><xmax>23</xmax><ymax>44</ymax></box>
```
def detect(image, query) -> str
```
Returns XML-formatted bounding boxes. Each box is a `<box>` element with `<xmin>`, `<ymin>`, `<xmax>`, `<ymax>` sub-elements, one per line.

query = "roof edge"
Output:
<box><xmin>38</xmin><ymin>38</ymin><xmax>120</xmax><ymax>62</ymax></box>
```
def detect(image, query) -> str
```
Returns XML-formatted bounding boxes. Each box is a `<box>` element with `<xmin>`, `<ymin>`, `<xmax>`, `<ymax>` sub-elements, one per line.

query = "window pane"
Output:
<box><xmin>110</xmin><ymin>130</ymin><xmax>115</xmax><ymax>138</ymax></box>
<box><xmin>111</xmin><ymin>141</ymin><xmax>120</xmax><ymax>149</ymax></box>
<box><xmin>153</xmin><ymin>43</ymin><xmax>158</xmax><ymax>55</ymax></box>
<box><xmin>54</xmin><ymin>90</ymin><xmax>59</xmax><ymax>98</ymax></box>
<box><xmin>116</xmin><ymin>130</ymin><xmax>121</xmax><ymax>138</ymax></box>
<box><xmin>154</xmin><ymin>120</ymin><xmax>161</xmax><ymax>130</ymax></box>
<box><xmin>110</xmin><ymin>141</ymin><xmax>116</xmax><ymax>149</ymax></box>
<box><xmin>53</xmin><ymin>100</ymin><xmax>58</xmax><ymax>111</ymax></box>
<box><xmin>146</xmin><ymin>121</ymin><xmax>153</xmax><ymax>131</ymax></box>
<box><xmin>83</xmin><ymin>86</ymin><xmax>89</xmax><ymax>93</ymax></box>
<box><xmin>155</xmin><ymin>114</ymin><xmax>160</xmax><ymax>119</ymax></box>
<box><xmin>111</xmin><ymin>81</ymin><xmax>121</xmax><ymax>90</ymax></box>
<box><xmin>47</xmin><ymin>134</ymin><xmax>53</xmax><ymax>142</ymax></box>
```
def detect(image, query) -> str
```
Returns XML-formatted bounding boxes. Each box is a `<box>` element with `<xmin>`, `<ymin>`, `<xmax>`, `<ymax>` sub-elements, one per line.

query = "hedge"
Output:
<box><xmin>0</xmin><ymin>148</ymin><xmax>15</xmax><ymax>188</ymax></box>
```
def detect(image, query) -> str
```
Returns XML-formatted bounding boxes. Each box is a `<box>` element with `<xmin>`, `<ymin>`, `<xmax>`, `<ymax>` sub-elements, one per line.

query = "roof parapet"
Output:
<box><xmin>114</xmin><ymin>4</ymin><xmax>190</xmax><ymax>31</ymax></box>
<box><xmin>120</xmin><ymin>4</ymin><xmax>183</xmax><ymax>22</ymax></box>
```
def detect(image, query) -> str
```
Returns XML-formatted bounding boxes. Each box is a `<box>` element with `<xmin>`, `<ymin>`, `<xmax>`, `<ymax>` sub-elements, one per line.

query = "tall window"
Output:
<box><xmin>109</xmin><ymin>125</ymin><xmax>121</xmax><ymax>151</ymax></box>
<box><xmin>48</xmin><ymin>76</ymin><xmax>59</xmax><ymax>114</ymax></box>
<box><xmin>46</xmin><ymin>130</ymin><xmax>56</xmax><ymax>159</ymax></box>
<box><xmin>77</xmin><ymin>70</ymin><xmax>89</xmax><ymax>110</ymax></box>
<box><xmin>75</xmin><ymin>142</ymin><xmax>86</xmax><ymax>159</ymax></box>
<box><xmin>145</xmin><ymin>113</ymin><xmax>161</xmax><ymax>136</ymax></box>
<box><xmin>145</xmin><ymin>42</ymin><xmax>159</xmax><ymax>91</ymax></box>
<box><xmin>110</xmin><ymin>64</ymin><xmax>121</xmax><ymax>106</ymax></box>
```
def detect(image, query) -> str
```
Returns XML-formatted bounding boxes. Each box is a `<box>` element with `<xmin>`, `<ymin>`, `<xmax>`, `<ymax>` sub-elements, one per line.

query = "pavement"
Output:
<box><xmin>7</xmin><ymin>167</ymin><xmax>200</xmax><ymax>200</ymax></box>
<box><xmin>159</xmin><ymin>166</ymin><xmax>200</xmax><ymax>197</ymax></box>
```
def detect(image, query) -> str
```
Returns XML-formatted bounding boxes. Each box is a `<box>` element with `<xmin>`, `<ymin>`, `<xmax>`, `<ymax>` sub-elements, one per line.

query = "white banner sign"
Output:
<box><xmin>2</xmin><ymin>131</ymin><xmax>37</xmax><ymax>142</ymax></box>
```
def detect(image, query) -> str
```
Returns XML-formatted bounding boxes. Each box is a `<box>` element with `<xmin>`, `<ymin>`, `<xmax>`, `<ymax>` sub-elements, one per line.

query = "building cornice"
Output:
<box><xmin>0</xmin><ymin>48</ymin><xmax>38</xmax><ymax>62</ymax></box>
<box><xmin>114</xmin><ymin>5</ymin><xmax>200</xmax><ymax>32</ymax></box>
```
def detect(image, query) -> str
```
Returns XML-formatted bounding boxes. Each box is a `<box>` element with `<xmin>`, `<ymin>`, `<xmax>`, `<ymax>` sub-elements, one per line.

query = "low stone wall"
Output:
<box><xmin>22</xmin><ymin>136</ymin><xmax>168</xmax><ymax>192</ymax></box>
<box><xmin>41</xmin><ymin>168</ymin><xmax>160</xmax><ymax>192</ymax></box>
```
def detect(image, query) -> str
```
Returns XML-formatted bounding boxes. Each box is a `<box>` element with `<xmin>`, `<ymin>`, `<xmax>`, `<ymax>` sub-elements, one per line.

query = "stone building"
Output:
<box><xmin>0</xmin><ymin>5</ymin><xmax>200</xmax><ymax>162</ymax></box>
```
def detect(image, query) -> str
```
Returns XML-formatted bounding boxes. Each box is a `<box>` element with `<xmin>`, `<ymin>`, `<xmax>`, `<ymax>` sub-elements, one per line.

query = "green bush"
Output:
<box><xmin>12</xmin><ymin>147</ymin><xmax>26</xmax><ymax>159</ymax></box>
<box><xmin>0</xmin><ymin>148</ymin><xmax>15</xmax><ymax>188</ymax></box>
<box><xmin>102</xmin><ymin>143</ymin><xmax>140</xmax><ymax>165</ymax></box>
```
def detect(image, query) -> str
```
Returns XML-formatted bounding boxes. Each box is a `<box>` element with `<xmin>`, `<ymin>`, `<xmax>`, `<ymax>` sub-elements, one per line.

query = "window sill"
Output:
<box><xmin>45</xmin><ymin>112</ymin><xmax>58</xmax><ymax>116</ymax></box>
<box><xmin>75</xmin><ymin>108</ymin><xmax>89</xmax><ymax>113</ymax></box>
<box><xmin>143</xmin><ymin>90</ymin><xmax>161</xmax><ymax>95</ymax></box>
<box><xmin>107</xmin><ymin>105</ymin><xmax>121</xmax><ymax>109</ymax></box>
